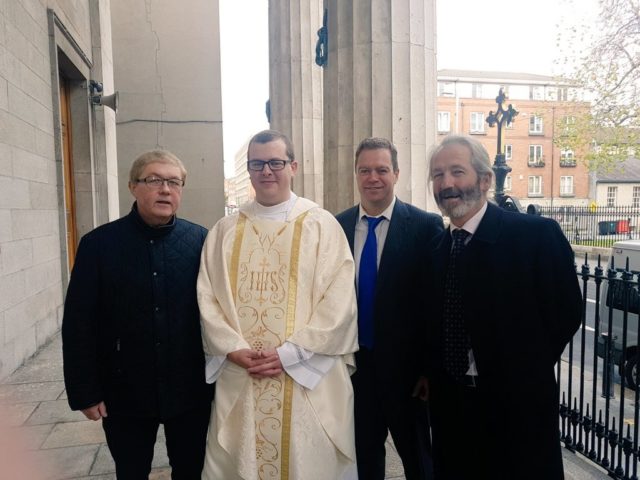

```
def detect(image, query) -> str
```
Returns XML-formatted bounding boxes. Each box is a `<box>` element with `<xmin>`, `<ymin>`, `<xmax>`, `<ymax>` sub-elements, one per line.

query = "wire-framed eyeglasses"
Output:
<box><xmin>135</xmin><ymin>176</ymin><xmax>185</xmax><ymax>190</ymax></box>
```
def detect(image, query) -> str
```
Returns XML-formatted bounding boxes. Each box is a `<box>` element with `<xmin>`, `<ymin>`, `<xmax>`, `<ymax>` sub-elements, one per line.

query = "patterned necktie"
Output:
<box><xmin>358</xmin><ymin>216</ymin><xmax>384</xmax><ymax>349</ymax></box>
<box><xmin>443</xmin><ymin>228</ymin><xmax>471</xmax><ymax>380</ymax></box>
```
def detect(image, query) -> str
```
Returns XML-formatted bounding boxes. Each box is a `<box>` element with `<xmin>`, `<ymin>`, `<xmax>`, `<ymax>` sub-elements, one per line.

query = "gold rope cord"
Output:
<box><xmin>229</xmin><ymin>213</ymin><xmax>247</xmax><ymax>302</ymax></box>
<box><xmin>280</xmin><ymin>212</ymin><xmax>308</xmax><ymax>480</ymax></box>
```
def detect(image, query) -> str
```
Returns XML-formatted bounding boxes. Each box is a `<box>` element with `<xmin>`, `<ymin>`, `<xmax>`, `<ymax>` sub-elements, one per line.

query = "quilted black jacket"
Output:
<box><xmin>62</xmin><ymin>203</ymin><xmax>213</xmax><ymax>418</ymax></box>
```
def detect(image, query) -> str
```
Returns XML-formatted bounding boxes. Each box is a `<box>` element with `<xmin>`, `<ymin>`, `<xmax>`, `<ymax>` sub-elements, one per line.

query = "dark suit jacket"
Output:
<box><xmin>337</xmin><ymin>198</ymin><xmax>444</xmax><ymax>405</ymax></box>
<box><xmin>426</xmin><ymin>202</ymin><xmax>582</xmax><ymax>478</ymax></box>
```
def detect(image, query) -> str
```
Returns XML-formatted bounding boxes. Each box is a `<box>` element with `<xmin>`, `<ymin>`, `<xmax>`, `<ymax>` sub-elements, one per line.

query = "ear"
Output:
<box><xmin>480</xmin><ymin>173</ymin><xmax>492</xmax><ymax>193</ymax></box>
<box><xmin>128</xmin><ymin>181</ymin><xmax>136</xmax><ymax>196</ymax></box>
<box><xmin>290</xmin><ymin>160</ymin><xmax>298</xmax><ymax>175</ymax></box>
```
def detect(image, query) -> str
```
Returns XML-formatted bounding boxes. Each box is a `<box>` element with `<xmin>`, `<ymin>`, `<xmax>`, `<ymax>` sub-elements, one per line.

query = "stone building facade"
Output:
<box><xmin>0</xmin><ymin>0</ymin><xmax>118</xmax><ymax>379</ymax></box>
<box><xmin>1</xmin><ymin>0</ymin><xmax>225</xmax><ymax>379</ymax></box>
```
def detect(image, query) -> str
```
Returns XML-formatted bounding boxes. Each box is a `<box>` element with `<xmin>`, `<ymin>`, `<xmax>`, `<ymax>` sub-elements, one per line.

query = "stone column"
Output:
<box><xmin>323</xmin><ymin>0</ymin><xmax>438</xmax><ymax>213</ymax></box>
<box><xmin>269</xmin><ymin>0</ymin><xmax>324</xmax><ymax>205</ymax></box>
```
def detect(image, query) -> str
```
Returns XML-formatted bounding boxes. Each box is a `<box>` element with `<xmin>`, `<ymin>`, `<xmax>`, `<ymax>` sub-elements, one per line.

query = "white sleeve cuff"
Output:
<box><xmin>205</xmin><ymin>354</ymin><xmax>227</xmax><ymax>384</ymax></box>
<box><xmin>277</xmin><ymin>342</ymin><xmax>337</xmax><ymax>390</ymax></box>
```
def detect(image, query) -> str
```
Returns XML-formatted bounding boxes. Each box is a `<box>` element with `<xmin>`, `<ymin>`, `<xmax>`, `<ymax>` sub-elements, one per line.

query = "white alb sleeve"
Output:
<box><xmin>277</xmin><ymin>341</ymin><xmax>337</xmax><ymax>390</ymax></box>
<box><xmin>204</xmin><ymin>354</ymin><xmax>227</xmax><ymax>384</ymax></box>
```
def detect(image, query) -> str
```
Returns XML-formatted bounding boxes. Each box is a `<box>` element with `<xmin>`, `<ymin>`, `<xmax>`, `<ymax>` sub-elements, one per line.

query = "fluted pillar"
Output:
<box><xmin>269</xmin><ymin>0</ymin><xmax>324</xmax><ymax>205</ymax></box>
<box><xmin>323</xmin><ymin>0</ymin><xmax>438</xmax><ymax>213</ymax></box>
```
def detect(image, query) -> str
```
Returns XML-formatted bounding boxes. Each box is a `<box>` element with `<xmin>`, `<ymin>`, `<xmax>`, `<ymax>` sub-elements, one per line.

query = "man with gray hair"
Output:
<box><xmin>62</xmin><ymin>150</ymin><xmax>213</xmax><ymax>478</ymax></box>
<box><xmin>423</xmin><ymin>134</ymin><xmax>582</xmax><ymax>479</ymax></box>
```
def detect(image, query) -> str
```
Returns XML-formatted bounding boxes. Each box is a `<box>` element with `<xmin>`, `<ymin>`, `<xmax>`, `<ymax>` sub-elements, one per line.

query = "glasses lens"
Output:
<box><xmin>248</xmin><ymin>160</ymin><xmax>265</xmax><ymax>171</ymax></box>
<box><xmin>147</xmin><ymin>177</ymin><xmax>164</xmax><ymax>187</ymax></box>
<box><xmin>167</xmin><ymin>179</ymin><xmax>184</xmax><ymax>188</ymax></box>
<box><xmin>268</xmin><ymin>160</ymin><xmax>286</xmax><ymax>170</ymax></box>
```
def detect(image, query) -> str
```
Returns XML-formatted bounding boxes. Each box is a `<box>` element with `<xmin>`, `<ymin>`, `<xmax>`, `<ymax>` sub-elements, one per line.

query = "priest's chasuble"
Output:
<box><xmin>198</xmin><ymin>197</ymin><xmax>358</xmax><ymax>480</ymax></box>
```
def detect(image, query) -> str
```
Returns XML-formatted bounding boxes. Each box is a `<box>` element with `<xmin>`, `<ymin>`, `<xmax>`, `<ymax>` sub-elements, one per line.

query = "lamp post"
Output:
<box><xmin>486</xmin><ymin>88</ymin><xmax>521</xmax><ymax>211</ymax></box>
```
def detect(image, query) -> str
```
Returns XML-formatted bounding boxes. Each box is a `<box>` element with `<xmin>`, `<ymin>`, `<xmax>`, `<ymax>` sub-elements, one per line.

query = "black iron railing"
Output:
<box><xmin>539</xmin><ymin>206</ymin><xmax>640</xmax><ymax>248</ymax></box>
<box><xmin>562</xmin><ymin>254</ymin><xmax>640</xmax><ymax>478</ymax></box>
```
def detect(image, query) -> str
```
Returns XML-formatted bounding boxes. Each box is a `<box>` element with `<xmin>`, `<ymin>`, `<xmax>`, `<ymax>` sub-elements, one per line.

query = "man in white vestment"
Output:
<box><xmin>198</xmin><ymin>130</ymin><xmax>359</xmax><ymax>480</ymax></box>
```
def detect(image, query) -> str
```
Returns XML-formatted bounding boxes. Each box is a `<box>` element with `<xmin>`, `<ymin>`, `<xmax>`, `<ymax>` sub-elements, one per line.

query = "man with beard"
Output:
<box><xmin>424</xmin><ymin>135</ymin><xmax>582</xmax><ymax>479</ymax></box>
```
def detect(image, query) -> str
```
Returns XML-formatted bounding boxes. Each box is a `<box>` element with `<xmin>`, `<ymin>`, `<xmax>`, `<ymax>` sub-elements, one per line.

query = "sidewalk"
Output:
<box><xmin>0</xmin><ymin>333</ymin><xmax>609</xmax><ymax>479</ymax></box>
<box><xmin>0</xmin><ymin>333</ymin><xmax>407</xmax><ymax>479</ymax></box>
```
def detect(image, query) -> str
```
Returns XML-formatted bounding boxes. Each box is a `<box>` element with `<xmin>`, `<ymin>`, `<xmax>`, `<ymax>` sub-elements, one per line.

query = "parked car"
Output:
<box><xmin>596</xmin><ymin>240</ymin><xmax>640</xmax><ymax>390</ymax></box>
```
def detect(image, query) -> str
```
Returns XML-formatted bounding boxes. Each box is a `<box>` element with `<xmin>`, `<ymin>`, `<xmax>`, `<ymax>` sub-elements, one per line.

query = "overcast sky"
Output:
<box><xmin>219</xmin><ymin>0</ymin><xmax>598</xmax><ymax>177</ymax></box>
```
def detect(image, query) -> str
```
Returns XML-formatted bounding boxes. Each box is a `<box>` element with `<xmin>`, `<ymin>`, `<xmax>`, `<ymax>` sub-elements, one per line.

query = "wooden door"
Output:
<box><xmin>59</xmin><ymin>76</ymin><xmax>78</xmax><ymax>270</ymax></box>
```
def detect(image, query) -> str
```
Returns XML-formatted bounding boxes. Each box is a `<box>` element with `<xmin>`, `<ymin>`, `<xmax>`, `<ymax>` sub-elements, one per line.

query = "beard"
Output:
<box><xmin>435</xmin><ymin>180</ymin><xmax>484</xmax><ymax>221</ymax></box>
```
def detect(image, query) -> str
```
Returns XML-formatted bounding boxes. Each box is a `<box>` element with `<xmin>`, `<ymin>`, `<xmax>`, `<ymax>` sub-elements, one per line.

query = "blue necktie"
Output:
<box><xmin>358</xmin><ymin>216</ymin><xmax>384</xmax><ymax>349</ymax></box>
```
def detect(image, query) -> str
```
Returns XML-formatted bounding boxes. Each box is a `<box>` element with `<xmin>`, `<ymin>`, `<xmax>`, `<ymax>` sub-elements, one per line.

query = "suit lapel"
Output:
<box><xmin>340</xmin><ymin>206</ymin><xmax>358</xmax><ymax>254</ymax></box>
<box><xmin>375</xmin><ymin>200</ymin><xmax>408</xmax><ymax>296</ymax></box>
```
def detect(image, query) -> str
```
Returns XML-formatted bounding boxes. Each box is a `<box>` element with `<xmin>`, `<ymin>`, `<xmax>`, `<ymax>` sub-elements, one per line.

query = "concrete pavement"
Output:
<box><xmin>0</xmin><ymin>333</ymin><xmax>609</xmax><ymax>479</ymax></box>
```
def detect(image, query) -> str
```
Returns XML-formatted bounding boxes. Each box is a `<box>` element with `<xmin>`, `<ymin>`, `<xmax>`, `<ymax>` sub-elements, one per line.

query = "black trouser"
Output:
<box><xmin>429</xmin><ymin>377</ymin><xmax>491</xmax><ymax>480</ymax></box>
<box><xmin>352</xmin><ymin>348</ymin><xmax>434</xmax><ymax>480</ymax></box>
<box><xmin>102</xmin><ymin>404</ymin><xmax>211</xmax><ymax>480</ymax></box>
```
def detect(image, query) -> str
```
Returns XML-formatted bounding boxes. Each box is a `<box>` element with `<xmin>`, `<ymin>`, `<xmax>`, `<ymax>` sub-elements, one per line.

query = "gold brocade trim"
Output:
<box><xmin>280</xmin><ymin>211</ymin><xmax>308</xmax><ymax>480</ymax></box>
<box><xmin>230</xmin><ymin>214</ymin><xmax>247</xmax><ymax>302</ymax></box>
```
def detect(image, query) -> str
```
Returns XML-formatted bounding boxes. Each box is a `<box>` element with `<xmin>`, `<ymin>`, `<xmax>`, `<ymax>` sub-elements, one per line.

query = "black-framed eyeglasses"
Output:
<box><xmin>135</xmin><ymin>176</ymin><xmax>185</xmax><ymax>190</ymax></box>
<box><xmin>247</xmin><ymin>159</ymin><xmax>291</xmax><ymax>171</ymax></box>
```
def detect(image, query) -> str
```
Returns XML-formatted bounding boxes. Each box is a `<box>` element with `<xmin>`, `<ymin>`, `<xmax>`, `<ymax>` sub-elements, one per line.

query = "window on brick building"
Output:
<box><xmin>560</xmin><ymin>176</ymin><xmax>574</xmax><ymax>196</ymax></box>
<box><xmin>529</xmin><ymin>115</ymin><xmax>543</xmax><ymax>134</ymax></box>
<box><xmin>528</xmin><ymin>176</ymin><xmax>542</xmax><ymax>196</ymax></box>
<box><xmin>472</xmin><ymin>83</ymin><xmax>483</xmax><ymax>98</ymax></box>
<box><xmin>504</xmin><ymin>175</ymin><xmax>512</xmax><ymax>191</ymax></box>
<box><xmin>530</xmin><ymin>86</ymin><xmax>544</xmax><ymax>100</ymax></box>
<box><xmin>439</xmin><ymin>82</ymin><xmax>455</xmax><ymax>97</ymax></box>
<box><xmin>560</xmin><ymin>149</ymin><xmax>576</xmax><ymax>166</ymax></box>
<box><xmin>437</xmin><ymin>112</ymin><xmax>450</xmax><ymax>133</ymax></box>
<box><xmin>634</xmin><ymin>186</ymin><xmax>640</xmax><ymax>208</ymax></box>
<box><xmin>470</xmin><ymin>112</ymin><xmax>485</xmax><ymax>134</ymax></box>
<box><xmin>528</xmin><ymin>145</ymin><xmax>544</xmax><ymax>166</ymax></box>
<box><xmin>505</xmin><ymin>144</ymin><xmax>512</xmax><ymax>161</ymax></box>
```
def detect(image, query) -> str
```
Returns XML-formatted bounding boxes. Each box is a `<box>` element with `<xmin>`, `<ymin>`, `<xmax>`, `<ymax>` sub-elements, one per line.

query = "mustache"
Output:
<box><xmin>437</xmin><ymin>187</ymin><xmax>463</xmax><ymax>201</ymax></box>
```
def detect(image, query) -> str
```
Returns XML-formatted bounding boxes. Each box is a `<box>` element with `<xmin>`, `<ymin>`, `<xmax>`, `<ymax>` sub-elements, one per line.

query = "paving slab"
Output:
<box><xmin>563</xmin><ymin>449</ymin><xmax>610</xmax><ymax>480</ymax></box>
<box><xmin>0</xmin><ymin>380</ymin><xmax>65</xmax><ymax>403</ymax></box>
<box><xmin>21</xmin><ymin>423</ymin><xmax>55</xmax><ymax>450</ymax></box>
<box><xmin>5</xmin><ymin>359</ymin><xmax>64</xmax><ymax>384</ymax></box>
<box><xmin>3</xmin><ymin>401</ymin><xmax>38</xmax><ymax>426</ymax></box>
<box><xmin>42</xmin><ymin>419</ymin><xmax>106</xmax><ymax>449</ymax></box>
<box><xmin>149</xmin><ymin>468</ymin><xmax>171</xmax><ymax>479</ymax></box>
<box><xmin>151</xmin><ymin>434</ymin><xmax>169</xmax><ymax>469</ymax></box>
<box><xmin>26</xmin><ymin>399</ymin><xmax>86</xmax><ymax>425</ymax></box>
<box><xmin>34</xmin><ymin>444</ymin><xmax>100</xmax><ymax>480</ymax></box>
<box><xmin>33</xmin><ymin>334</ymin><xmax>63</xmax><ymax>362</ymax></box>
<box><xmin>74</xmin><ymin>475</ymin><xmax>116</xmax><ymax>480</ymax></box>
<box><xmin>385</xmin><ymin>437</ymin><xmax>405</xmax><ymax>478</ymax></box>
<box><xmin>89</xmin><ymin>443</ymin><xmax>115</xmax><ymax>476</ymax></box>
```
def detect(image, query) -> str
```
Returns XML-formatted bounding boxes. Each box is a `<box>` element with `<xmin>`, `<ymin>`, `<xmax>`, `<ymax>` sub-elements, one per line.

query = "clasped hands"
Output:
<box><xmin>227</xmin><ymin>348</ymin><xmax>283</xmax><ymax>378</ymax></box>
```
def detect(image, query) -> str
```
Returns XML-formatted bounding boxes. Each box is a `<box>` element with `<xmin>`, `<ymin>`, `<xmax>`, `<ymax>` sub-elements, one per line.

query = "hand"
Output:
<box><xmin>227</xmin><ymin>349</ymin><xmax>261</xmax><ymax>369</ymax></box>
<box><xmin>247</xmin><ymin>348</ymin><xmax>283</xmax><ymax>378</ymax></box>
<box><xmin>81</xmin><ymin>401</ymin><xmax>107</xmax><ymax>421</ymax></box>
<box><xmin>412</xmin><ymin>376</ymin><xmax>429</xmax><ymax>401</ymax></box>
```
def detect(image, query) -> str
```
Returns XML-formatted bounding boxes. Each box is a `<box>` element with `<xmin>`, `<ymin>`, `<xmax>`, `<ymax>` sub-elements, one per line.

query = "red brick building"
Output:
<box><xmin>437</xmin><ymin>70</ymin><xmax>591</xmax><ymax>207</ymax></box>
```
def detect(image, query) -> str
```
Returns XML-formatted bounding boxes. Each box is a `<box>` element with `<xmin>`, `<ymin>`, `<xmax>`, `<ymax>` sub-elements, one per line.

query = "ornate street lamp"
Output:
<box><xmin>486</xmin><ymin>88</ymin><xmax>522</xmax><ymax>212</ymax></box>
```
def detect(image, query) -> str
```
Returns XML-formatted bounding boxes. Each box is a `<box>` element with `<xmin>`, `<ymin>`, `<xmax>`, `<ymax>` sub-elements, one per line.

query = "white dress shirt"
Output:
<box><xmin>354</xmin><ymin>197</ymin><xmax>396</xmax><ymax>287</ymax></box>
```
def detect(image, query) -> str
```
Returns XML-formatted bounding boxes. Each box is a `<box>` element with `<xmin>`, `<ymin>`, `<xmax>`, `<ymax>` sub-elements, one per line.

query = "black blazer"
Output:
<box><xmin>426</xmin><ymin>202</ymin><xmax>582</xmax><ymax>478</ymax></box>
<box><xmin>337</xmin><ymin>199</ymin><xmax>444</xmax><ymax>404</ymax></box>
